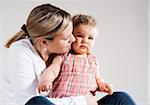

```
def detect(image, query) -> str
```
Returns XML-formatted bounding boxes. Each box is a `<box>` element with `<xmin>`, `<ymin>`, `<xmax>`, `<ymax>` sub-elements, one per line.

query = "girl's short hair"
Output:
<box><xmin>72</xmin><ymin>14</ymin><xmax>96</xmax><ymax>28</ymax></box>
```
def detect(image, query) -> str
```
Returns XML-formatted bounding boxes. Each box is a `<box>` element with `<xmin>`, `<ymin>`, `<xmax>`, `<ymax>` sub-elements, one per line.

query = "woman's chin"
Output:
<box><xmin>59</xmin><ymin>49</ymin><xmax>70</xmax><ymax>54</ymax></box>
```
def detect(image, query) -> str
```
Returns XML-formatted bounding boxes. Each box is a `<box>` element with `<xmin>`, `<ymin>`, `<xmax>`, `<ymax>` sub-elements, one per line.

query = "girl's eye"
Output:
<box><xmin>89</xmin><ymin>36</ymin><xmax>94</xmax><ymax>40</ymax></box>
<box><xmin>76</xmin><ymin>35</ymin><xmax>83</xmax><ymax>38</ymax></box>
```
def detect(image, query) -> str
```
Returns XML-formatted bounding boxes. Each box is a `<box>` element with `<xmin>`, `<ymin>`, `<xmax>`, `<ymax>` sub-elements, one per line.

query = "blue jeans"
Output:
<box><xmin>25</xmin><ymin>96</ymin><xmax>55</xmax><ymax>105</ymax></box>
<box><xmin>98</xmin><ymin>91</ymin><xmax>136</xmax><ymax>105</ymax></box>
<box><xmin>25</xmin><ymin>91</ymin><xmax>136</xmax><ymax>105</ymax></box>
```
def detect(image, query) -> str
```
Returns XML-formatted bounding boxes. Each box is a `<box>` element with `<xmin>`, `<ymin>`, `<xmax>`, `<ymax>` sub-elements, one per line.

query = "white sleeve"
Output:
<box><xmin>47</xmin><ymin>96</ymin><xmax>87</xmax><ymax>105</ymax></box>
<box><xmin>7</xmin><ymin>45</ymin><xmax>38</xmax><ymax>105</ymax></box>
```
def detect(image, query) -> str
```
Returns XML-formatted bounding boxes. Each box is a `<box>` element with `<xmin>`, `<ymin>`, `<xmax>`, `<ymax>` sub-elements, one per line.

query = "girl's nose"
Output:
<box><xmin>82</xmin><ymin>37</ymin><xmax>88</xmax><ymax>43</ymax></box>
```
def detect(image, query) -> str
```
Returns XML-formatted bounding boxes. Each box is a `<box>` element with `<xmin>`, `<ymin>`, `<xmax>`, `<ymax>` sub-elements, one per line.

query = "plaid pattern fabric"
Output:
<box><xmin>50</xmin><ymin>53</ymin><xmax>98</xmax><ymax>98</ymax></box>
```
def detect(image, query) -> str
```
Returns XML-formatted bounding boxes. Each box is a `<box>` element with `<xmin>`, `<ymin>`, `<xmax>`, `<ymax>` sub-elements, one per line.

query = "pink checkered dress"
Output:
<box><xmin>49</xmin><ymin>53</ymin><xmax>98</xmax><ymax>98</ymax></box>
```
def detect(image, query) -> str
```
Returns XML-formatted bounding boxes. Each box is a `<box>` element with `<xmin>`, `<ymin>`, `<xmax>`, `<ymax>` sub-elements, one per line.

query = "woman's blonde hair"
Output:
<box><xmin>5</xmin><ymin>3</ymin><xmax>71</xmax><ymax>48</ymax></box>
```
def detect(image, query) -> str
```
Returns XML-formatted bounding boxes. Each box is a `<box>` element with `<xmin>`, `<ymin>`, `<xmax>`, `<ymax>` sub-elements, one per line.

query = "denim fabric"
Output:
<box><xmin>25</xmin><ymin>91</ymin><xmax>136</xmax><ymax>105</ymax></box>
<box><xmin>98</xmin><ymin>91</ymin><xmax>136</xmax><ymax>105</ymax></box>
<box><xmin>25</xmin><ymin>96</ymin><xmax>55</xmax><ymax>105</ymax></box>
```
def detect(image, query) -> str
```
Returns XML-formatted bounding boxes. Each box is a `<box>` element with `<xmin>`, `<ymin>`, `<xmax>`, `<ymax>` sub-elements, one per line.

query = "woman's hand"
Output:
<box><xmin>85</xmin><ymin>92</ymin><xmax>98</xmax><ymax>105</ymax></box>
<box><xmin>97</xmin><ymin>82</ymin><xmax>113</xmax><ymax>95</ymax></box>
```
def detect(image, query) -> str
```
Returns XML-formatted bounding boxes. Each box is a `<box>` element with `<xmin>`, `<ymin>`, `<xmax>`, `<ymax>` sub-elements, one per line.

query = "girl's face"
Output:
<box><xmin>47</xmin><ymin>22</ymin><xmax>75</xmax><ymax>54</ymax></box>
<box><xmin>72</xmin><ymin>24</ymin><xmax>96</xmax><ymax>55</ymax></box>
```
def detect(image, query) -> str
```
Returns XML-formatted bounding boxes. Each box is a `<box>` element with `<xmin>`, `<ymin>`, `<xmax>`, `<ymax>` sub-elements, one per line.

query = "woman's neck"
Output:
<box><xmin>33</xmin><ymin>42</ymin><xmax>49</xmax><ymax>62</ymax></box>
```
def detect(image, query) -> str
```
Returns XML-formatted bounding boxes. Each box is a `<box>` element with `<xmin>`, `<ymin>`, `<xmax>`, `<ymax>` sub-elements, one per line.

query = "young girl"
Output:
<box><xmin>38</xmin><ymin>14</ymin><xmax>113</xmax><ymax>98</ymax></box>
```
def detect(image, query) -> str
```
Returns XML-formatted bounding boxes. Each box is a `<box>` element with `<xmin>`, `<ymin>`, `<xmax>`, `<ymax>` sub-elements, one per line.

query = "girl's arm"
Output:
<box><xmin>95</xmin><ymin>58</ymin><xmax>105</xmax><ymax>83</ymax></box>
<box><xmin>37</xmin><ymin>55</ymin><xmax>63</xmax><ymax>93</ymax></box>
<box><xmin>95</xmin><ymin>59</ymin><xmax>113</xmax><ymax>95</ymax></box>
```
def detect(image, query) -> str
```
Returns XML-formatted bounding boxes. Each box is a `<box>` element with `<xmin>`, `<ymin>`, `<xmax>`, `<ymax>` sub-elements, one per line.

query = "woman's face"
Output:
<box><xmin>47</xmin><ymin>22</ymin><xmax>75</xmax><ymax>54</ymax></box>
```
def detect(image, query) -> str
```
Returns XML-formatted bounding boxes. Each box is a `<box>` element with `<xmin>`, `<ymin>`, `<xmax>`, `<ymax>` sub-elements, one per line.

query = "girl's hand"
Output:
<box><xmin>37</xmin><ymin>78</ymin><xmax>52</xmax><ymax>93</ymax></box>
<box><xmin>98</xmin><ymin>82</ymin><xmax>113</xmax><ymax>95</ymax></box>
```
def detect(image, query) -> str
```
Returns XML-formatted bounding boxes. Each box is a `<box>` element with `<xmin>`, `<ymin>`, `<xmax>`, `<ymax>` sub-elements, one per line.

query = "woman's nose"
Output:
<box><xmin>70</xmin><ymin>34</ymin><xmax>76</xmax><ymax>43</ymax></box>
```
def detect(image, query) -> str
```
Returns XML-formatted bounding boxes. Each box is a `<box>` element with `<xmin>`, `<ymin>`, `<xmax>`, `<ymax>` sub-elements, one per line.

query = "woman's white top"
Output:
<box><xmin>4</xmin><ymin>39</ymin><xmax>87</xmax><ymax>105</ymax></box>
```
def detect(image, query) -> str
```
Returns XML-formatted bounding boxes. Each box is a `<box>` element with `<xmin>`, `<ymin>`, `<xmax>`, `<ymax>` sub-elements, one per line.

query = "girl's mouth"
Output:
<box><xmin>80</xmin><ymin>45</ymin><xmax>88</xmax><ymax>49</ymax></box>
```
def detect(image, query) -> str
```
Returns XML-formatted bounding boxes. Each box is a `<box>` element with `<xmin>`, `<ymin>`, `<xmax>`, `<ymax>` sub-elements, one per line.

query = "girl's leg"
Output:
<box><xmin>98</xmin><ymin>91</ymin><xmax>136</xmax><ymax>105</ymax></box>
<box><xmin>25</xmin><ymin>96</ymin><xmax>55</xmax><ymax>105</ymax></box>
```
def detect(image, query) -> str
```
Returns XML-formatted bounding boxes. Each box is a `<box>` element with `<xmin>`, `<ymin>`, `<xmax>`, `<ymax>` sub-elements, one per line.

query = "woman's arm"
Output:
<box><xmin>6</xmin><ymin>45</ymin><xmax>40</xmax><ymax>105</ymax></box>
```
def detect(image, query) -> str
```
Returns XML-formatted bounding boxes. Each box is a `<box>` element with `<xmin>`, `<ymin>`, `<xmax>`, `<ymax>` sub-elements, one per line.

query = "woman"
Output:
<box><xmin>4</xmin><ymin>3</ymin><xmax>136</xmax><ymax>105</ymax></box>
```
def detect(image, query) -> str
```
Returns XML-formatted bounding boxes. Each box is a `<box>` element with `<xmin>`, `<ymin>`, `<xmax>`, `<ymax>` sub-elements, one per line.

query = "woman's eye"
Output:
<box><xmin>64</xmin><ymin>38</ymin><xmax>68</xmax><ymax>40</ymax></box>
<box><xmin>63</xmin><ymin>35</ymin><xmax>70</xmax><ymax>40</ymax></box>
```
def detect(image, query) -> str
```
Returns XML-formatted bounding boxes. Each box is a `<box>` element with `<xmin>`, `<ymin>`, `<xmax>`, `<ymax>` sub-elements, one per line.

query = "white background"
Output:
<box><xmin>0</xmin><ymin>0</ymin><xmax>149</xmax><ymax>105</ymax></box>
